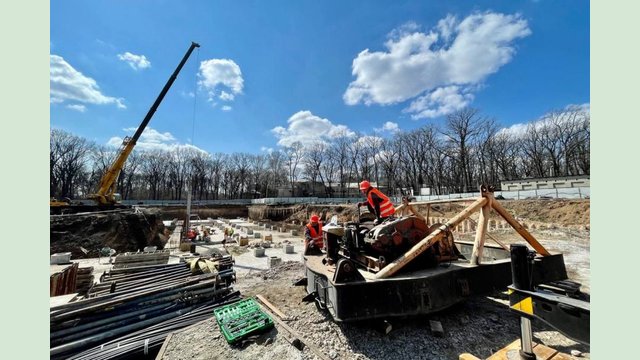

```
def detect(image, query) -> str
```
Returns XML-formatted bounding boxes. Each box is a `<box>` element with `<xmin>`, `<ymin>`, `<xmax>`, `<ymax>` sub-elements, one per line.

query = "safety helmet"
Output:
<box><xmin>310</xmin><ymin>215</ymin><xmax>320</xmax><ymax>222</ymax></box>
<box><xmin>359</xmin><ymin>180</ymin><xmax>371</xmax><ymax>190</ymax></box>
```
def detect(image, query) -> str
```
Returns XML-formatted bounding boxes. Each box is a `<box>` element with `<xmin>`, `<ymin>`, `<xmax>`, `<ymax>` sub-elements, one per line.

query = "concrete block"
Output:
<box><xmin>247</xmin><ymin>229</ymin><xmax>254</xmax><ymax>235</ymax></box>
<box><xmin>50</xmin><ymin>252</ymin><xmax>71</xmax><ymax>265</ymax></box>
<box><xmin>239</xmin><ymin>237</ymin><xmax>249</xmax><ymax>246</ymax></box>
<box><xmin>254</xmin><ymin>232</ymin><xmax>261</xmax><ymax>238</ymax></box>
<box><xmin>268</xmin><ymin>256</ymin><xmax>282</xmax><ymax>268</ymax></box>
<box><xmin>254</xmin><ymin>247</ymin><xmax>265</xmax><ymax>257</ymax></box>
<box><xmin>284</xmin><ymin>244</ymin><xmax>294</xmax><ymax>254</ymax></box>
<box><xmin>263</xmin><ymin>234</ymin><xmax>273</xmax><ymax>241</ymax></box>
<box><xmin>429</xmin><ymin>320</ymin><xmax>444</xmax><ymax>337</ymax></box>
<box><xmin>290</xmin><ymin>230</ymin><xmax>298</xmax><ymax>236</ymax></box>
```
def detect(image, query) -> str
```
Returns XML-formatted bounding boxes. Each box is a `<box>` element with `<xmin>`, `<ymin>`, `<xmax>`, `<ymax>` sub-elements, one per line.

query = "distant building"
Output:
<box><xmin>500</xmin><ymin>175</ymin><xmax>590</xmax><ymax>191</ymax></box>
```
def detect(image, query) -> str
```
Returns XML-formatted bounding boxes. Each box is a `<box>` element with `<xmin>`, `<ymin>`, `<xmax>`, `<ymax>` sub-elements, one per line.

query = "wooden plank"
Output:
<box><xmin>533</xmin><ymin>343</ymin><xmax>559</xmax><ymax>360</ymax></box>
<box><xmin>257</xmin><ymin>303</ymin><xmax>330</xmax><ymax>360</ymax></box>
<box><xmin>256</xmin><ymin>295</ymin><xmax>289</xmax><ymax>320</ymax></box>
<box><xmin>459</xmin><ymin>354</ymin><xmax>481</xmax><ymax>360</ymax></box>
<box><xmin>487</xmin><ymin>339</ymin><xmax>521</xmax><ymax>360</ymax></box>
<box><xmin>491</xmin><ymin>200</ymin><xmax>550</xmax><ymax>256</ymax></box>
<box><xmin>548</xmin><ymin>352</ymin><xmax>573</xmax><ymax>360</ymax></box>
<box><xmin>470</xmin><ymin>198</ymin><xmax>491</xmax><ymax>265</ymax></box>
<box><xmin>374</xmin><ymin>197</ymin><xmax>488</xmax><ymax>279</ymax></box>
<box><xmin>155</xmin><ymin>332</ymin><xmax>173</xmax><ymax>360</ymax></box>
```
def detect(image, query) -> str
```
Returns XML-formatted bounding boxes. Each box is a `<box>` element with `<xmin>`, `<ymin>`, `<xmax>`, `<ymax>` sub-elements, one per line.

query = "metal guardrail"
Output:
<box><xmin>122</xmin><ymin>187</ymin><xmax>589</xmax><ymax>207</ymax></box>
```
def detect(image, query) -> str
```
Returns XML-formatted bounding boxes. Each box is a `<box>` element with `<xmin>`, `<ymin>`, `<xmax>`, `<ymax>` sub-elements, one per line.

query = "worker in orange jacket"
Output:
<box><xmin>357</xmin><ymin>180</ymin><xmax>396</xmax><ymax>225</ymax></box>
<box><xmin>304</xmin><ymin>214</ymin><xmax>324</xmax><ymax>255</ymax></box>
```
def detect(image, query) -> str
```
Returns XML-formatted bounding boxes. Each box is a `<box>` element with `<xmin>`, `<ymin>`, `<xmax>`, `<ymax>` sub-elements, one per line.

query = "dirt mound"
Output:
<box><xmin>275</xmin><ymin>199</ymin><xmax>590</xmax><ymax>229</ymax></box>
<box><xmin>50</xmin><ymin>209</ymin><xmax>168</xmax><ymax>258</ymax></box>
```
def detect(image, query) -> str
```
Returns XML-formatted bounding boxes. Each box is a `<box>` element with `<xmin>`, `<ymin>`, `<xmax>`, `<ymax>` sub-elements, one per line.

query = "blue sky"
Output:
<box><xmin>50</xmin><ymin>0</ymin><xmax>589</xmax><ymax>154</ymax></box>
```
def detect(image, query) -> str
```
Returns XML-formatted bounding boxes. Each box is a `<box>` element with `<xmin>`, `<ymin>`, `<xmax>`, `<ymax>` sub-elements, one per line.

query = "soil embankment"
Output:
<box><xmin>50</xmin><ymin>209</ymin><xmax>168</xmax><ymax>258</ymax></box>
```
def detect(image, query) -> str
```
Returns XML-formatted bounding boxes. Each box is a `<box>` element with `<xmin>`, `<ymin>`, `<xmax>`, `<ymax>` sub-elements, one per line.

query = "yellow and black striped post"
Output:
<box><xmin>510</xmin><ymin>244</ymin><xmax>536</xmax><ymax>360</ymax></box>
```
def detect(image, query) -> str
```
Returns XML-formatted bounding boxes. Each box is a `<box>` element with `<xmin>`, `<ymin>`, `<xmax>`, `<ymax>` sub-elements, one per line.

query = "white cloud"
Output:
<box><xmin>107</xmin><ymin>127</ymin><xmax>207</xmax><ymax>153</ymax></box>
<box><xmin>271</xmin><ymin>110</ymin><xmax>356</xmax><ymax>147</ymax></box>
<box><xmin>66</xmin><ymin>104</ymin><xmax>86</xmax><ymax>112</ymax></box>
<box><xmin>404</xmin><ymin>85</ymin><xmax>474</xmax><ymax>119</ymax></box>
<box><xmin>344</xmin><ymin>12</ymin><xmax>531</xmax><ymax>118</ymax></box>
<box><xmin>117</xmin><ymin>52</ymin><xmax>151</xmax><ymax>70</ymax></box>
<box><xmin>221</xmin><ymin>105</ymin><xmax>232</xmax><ymax>112</ymax></box>
<box><xmin>498</xmin><ymin>103</ymin><xmax>591</xmax><ymax>137</ymax></box>
<box><xmin>50</xmin><ymin>55</ymin><xmax>126</xmax><ymax>109</ymax></box>
<box><xmin>375</xmin><ymin>121</ymin><xmax>400</xmax><ymax>134</ymax></box>
<box><xmin>219</xmin><ymin>91</ymin><xmax>235</xmax><ymax>101</ymax></box>
<box><xmin>180</xmin><ymin>90</ymin><xmax>195</xmax><ymax>98</ymax></box>
<box><xmin>260</xmin><ymin>146</ymin><xmax>274</xmax><ymax>153</ymax></box>
<box><xmin>199</xmin><ymin>59</ymin><xmax>243</xmax><ymax>105</ymax></box>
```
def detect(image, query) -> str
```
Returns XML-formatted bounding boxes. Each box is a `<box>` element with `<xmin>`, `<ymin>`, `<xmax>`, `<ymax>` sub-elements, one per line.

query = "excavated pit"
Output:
<box><xmin>50</xmin><ymin>209</ymin><xmax>168</xmax><ymax>258</ymax></box>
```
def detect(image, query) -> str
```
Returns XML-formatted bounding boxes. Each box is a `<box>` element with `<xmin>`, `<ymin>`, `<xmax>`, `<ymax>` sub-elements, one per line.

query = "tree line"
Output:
<box><xmin>50</xmin><ymin>106</ymin><xmax>589</xmax><ymax>201</ymax></box>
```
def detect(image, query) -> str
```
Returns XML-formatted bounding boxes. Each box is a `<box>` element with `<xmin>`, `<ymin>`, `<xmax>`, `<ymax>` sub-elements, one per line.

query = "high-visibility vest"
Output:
<box><xmin>306</xmin><ymin>223</ymin><xmax>324</xmax><ymax>249</ymax></box>
<box><xmin>367</xmin><ymin>188</ymin><xmax>395</xmax><ymax>217</ymax></box>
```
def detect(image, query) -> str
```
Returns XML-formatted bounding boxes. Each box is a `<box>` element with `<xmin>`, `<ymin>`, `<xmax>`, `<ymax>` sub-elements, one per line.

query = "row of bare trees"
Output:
<box><xmin>50</xmin><ymin>106</ymin><xmax>589</xmax><ymax>200</ymax></box>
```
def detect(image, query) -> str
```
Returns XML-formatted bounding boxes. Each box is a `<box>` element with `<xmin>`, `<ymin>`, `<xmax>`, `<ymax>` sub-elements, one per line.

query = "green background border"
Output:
<box><xmin>0</xmin><ymin>1</ymin><xmax>629</xmax><ymax>357</ymax></box>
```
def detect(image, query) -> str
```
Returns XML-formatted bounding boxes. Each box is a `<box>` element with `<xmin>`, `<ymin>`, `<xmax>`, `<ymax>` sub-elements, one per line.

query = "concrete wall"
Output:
<box><xmin>501</xmin><ymin>176</ymin><xmax>590</xmax><ymax>191</ymax></box>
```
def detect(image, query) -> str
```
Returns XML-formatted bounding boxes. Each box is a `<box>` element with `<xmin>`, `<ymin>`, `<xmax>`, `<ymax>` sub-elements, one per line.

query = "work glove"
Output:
<box><xmin>309</xmin><ymin>240</ymin><xmax>315</xmax><ymax>248</ymax></box>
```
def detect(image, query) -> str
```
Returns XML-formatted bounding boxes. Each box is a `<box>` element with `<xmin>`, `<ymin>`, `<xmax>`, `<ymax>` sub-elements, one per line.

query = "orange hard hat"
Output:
<box><xmin>310</xmin><ymin>215</ymin><xmax>320</xmax><ymax>222</ymax></box>
<box><xmin>359</xmin><ymin>180</ymin><xmax>371</xmax><ymax>190</ymax></box>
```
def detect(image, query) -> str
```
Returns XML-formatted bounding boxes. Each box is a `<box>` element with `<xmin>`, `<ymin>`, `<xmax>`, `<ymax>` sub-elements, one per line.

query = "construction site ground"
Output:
<box><xmin>50</xmin><ymin>199</ymin><xmax>590</xmax><ymax>359</ymax></box>
<box><xmin>158</xmin><ymin>201</ymin><xmax>590</xmax><ymax>360</ymax></box>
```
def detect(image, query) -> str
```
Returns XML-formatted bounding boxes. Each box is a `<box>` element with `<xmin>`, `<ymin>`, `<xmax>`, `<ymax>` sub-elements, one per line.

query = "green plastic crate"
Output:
<box><xmin>214</xmin><ymin>298</ymin><xmax>274</xmax><ymax>344</ymax></box>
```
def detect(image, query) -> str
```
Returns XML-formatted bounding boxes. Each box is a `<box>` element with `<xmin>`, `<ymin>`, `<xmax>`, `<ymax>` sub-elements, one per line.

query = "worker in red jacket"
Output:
<box><xmin>304</xmin><ymin>214</ymin><xmax>324</xmax><ymax>255</ymax></box>
<box><xmin>357</xmin><ymin>180</ymin><xmax>396</xmax><ymax>224</ymax></box>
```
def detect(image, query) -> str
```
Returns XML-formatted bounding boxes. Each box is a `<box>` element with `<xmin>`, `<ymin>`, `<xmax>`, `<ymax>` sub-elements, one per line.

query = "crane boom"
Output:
<box><xmin>89</xmin><ymin>41</ymin><xmax>200</xmax><ymax>205</ymax></box>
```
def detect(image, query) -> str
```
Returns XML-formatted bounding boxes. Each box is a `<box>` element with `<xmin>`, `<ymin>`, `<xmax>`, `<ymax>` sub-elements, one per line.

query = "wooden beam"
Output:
<box><xmin>470</xmin><ymin>195</ymin><xmax>491</xmax><ymax>265</ymax></box>
<box><xmin>465</xmin><ymin>217</ymin><xmax>509</xmax><ymax>251</ymax></box>
<box><xmin>374</xmin><ymin>197</ymin><xmax>488</xmax><ymax>279</ymax></box>
<box><xmin>256</xmin><ymin>302</ymin><xmax>330</xmax><ymax>360</ymax></box>
<box><xmin>256</xmin><ymin>294</ymin><xmax>290</xmax><ymax>320</ymax></box>
<box><xmin>491</xmin><ymin>200</ymin><xmax>550</xmax><ymax>256</ymax></box>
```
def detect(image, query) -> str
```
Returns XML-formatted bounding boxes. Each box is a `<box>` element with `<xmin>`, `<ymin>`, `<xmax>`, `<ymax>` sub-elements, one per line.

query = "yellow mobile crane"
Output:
<box><xmin>51</xmin><ymin>42</ymin><xmax>200</xmax><ymax>214</ymax></box>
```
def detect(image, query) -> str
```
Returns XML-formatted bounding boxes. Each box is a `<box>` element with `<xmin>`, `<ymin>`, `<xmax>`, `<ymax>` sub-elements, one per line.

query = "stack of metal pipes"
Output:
<box><xmin>50</xmin><ymin>259</ymin><xmax>238</xmax><ymax>359</ymax></box>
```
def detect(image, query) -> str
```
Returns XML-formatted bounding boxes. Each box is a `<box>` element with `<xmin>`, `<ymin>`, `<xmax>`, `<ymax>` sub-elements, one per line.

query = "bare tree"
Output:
<box><xmin>284</xmin><ymin>142</ymin><xmax>303</xmax><ymax>196</ymax></box>
<box><xmin>50</xmin><ymin>129</ymin><xmax>94</xmax><ymax>199</ymax></box>
<box><xmin>302</xmin><ymin>143</ymin><xmax>327</xmax><ymax>196</ymax></box>
<box><xmin>139</xmin><ymin>150</ymin><xmax>169</xmax><ymax>200</ymax></box>
<box><xmin>442</xmin><ymin>108</ymin><xmax>485</xmax><ymax>192</ymax></box>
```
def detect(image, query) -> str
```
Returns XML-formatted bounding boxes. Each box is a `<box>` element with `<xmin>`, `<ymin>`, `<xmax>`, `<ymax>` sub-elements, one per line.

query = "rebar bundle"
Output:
<box><xmin>50</xmin><ymin>256</ymin><xmax>238</xmax><ymax>360</ymax></box>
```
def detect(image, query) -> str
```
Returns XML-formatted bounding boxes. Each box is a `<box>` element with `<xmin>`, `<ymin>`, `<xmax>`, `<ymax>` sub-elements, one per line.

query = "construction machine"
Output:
<box><xmin>50</xmin><ymin>42</ymin><xmax>200</xmax><ymax>214</ymax></box>
<box><xmin>304</xmin><ymin>185</ymin><xmax>571</xmax><ymax>322</ymax></box>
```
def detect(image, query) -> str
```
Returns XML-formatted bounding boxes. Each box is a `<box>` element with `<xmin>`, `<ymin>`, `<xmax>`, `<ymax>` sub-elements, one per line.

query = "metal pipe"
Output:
<box><xmin>50</xmin><ymin>304</ymin><xmax>200</xmax><ymax>358</ymax></box>
<box><xmin>51</xmin><ymin>276</ymin><xmax>217</xmax><ymax>323</ymax></box>
<box><xmin>66</xmin><ymin>293</ymin><xmax>241</xmax><ymax>360</ymax></box>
